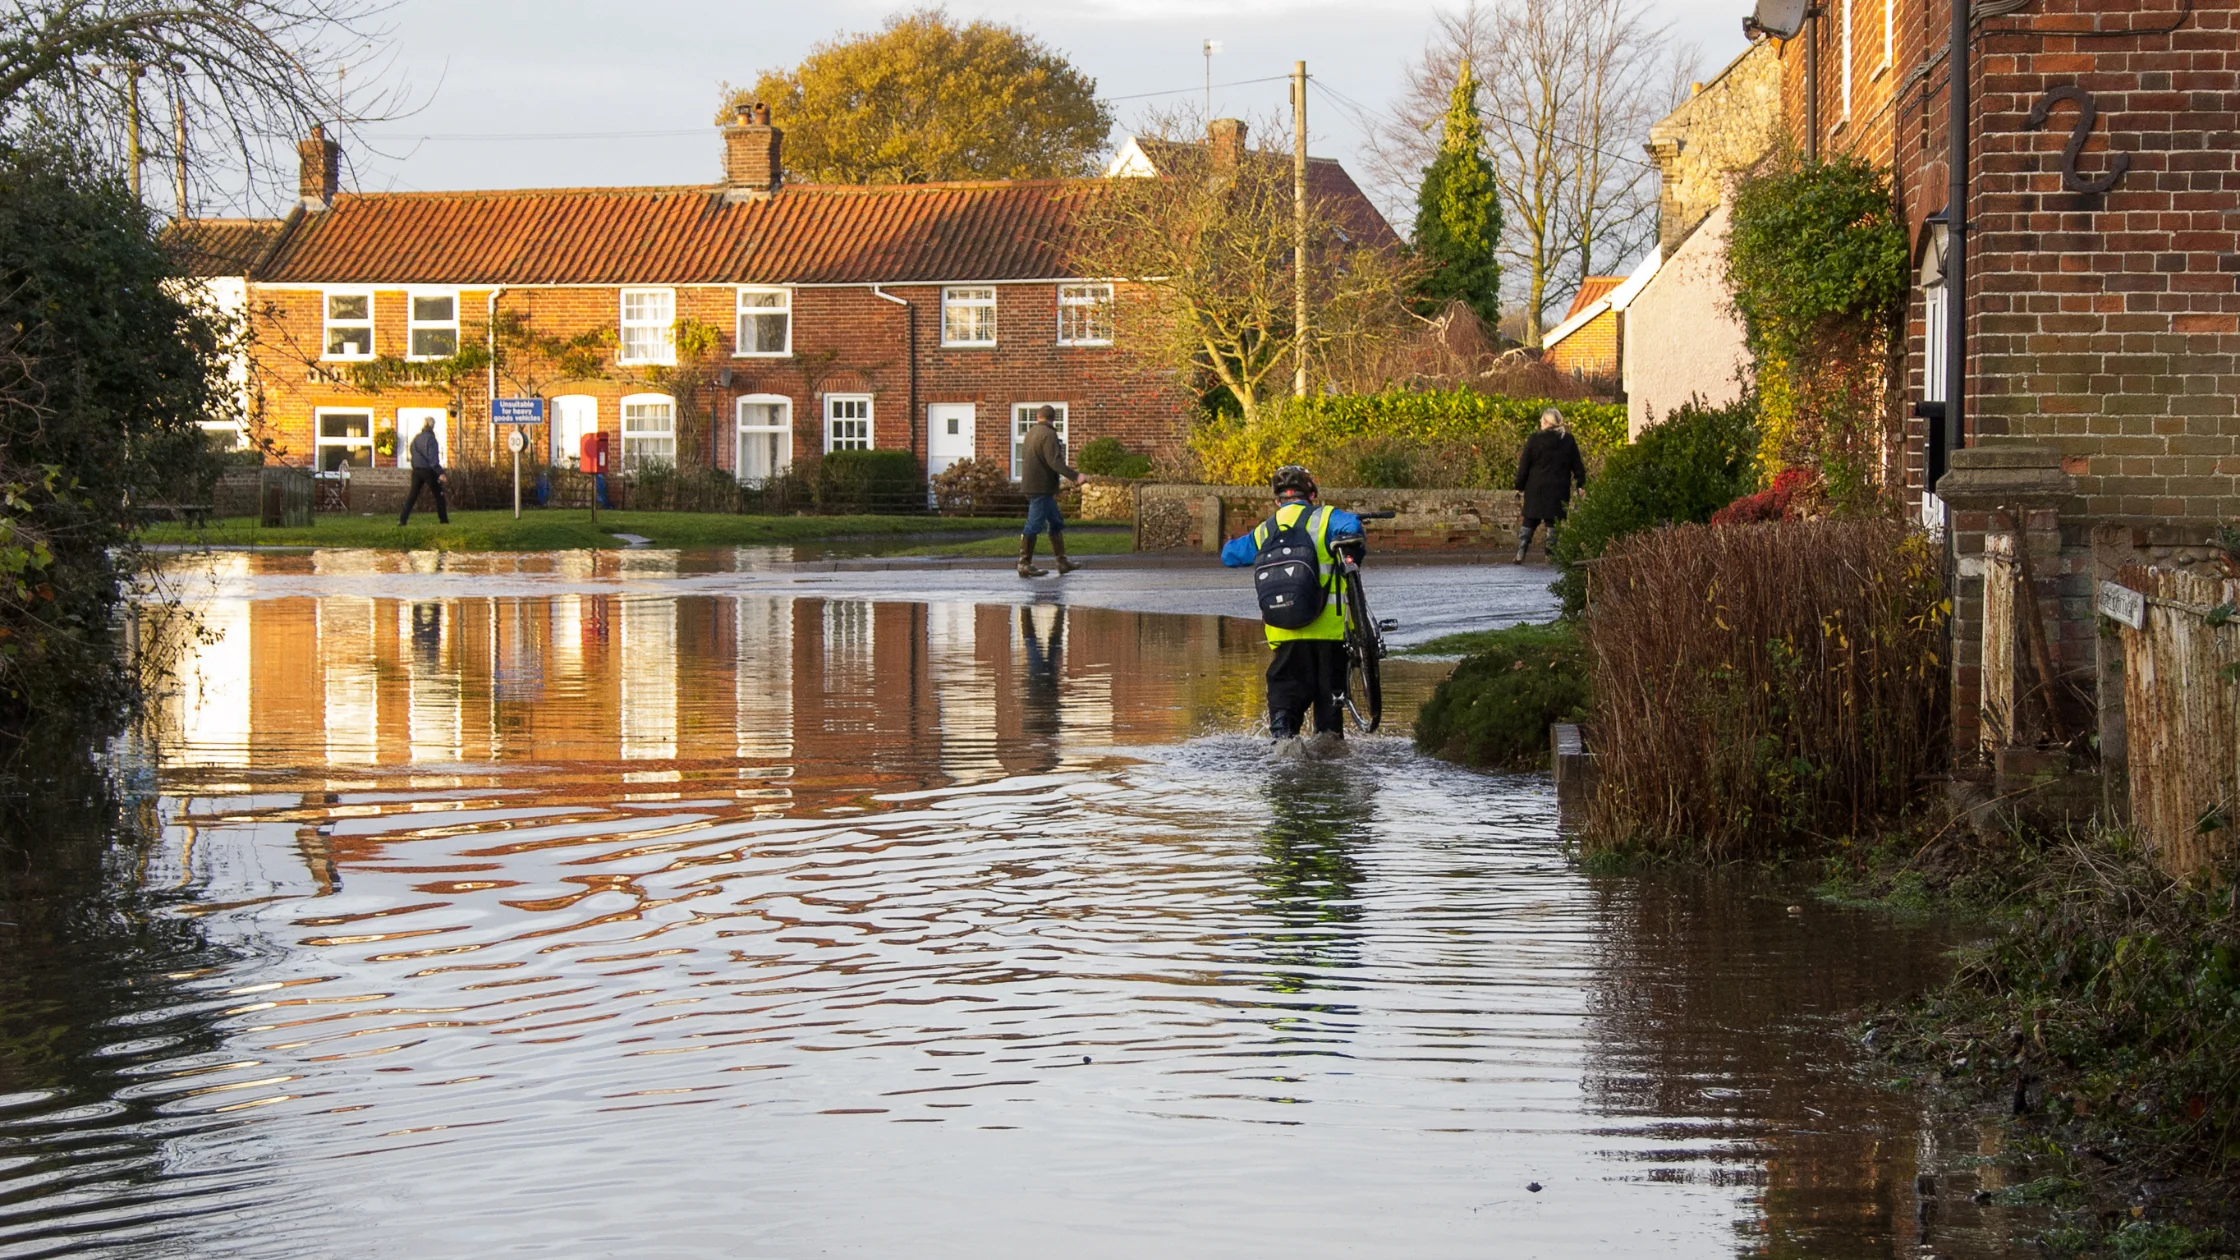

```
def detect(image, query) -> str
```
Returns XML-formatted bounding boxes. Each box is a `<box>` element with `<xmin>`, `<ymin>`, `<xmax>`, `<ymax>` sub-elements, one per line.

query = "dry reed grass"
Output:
<box><xmin>1581</xmin><ymin>519</ymin><xmax>1948</xmax><ymax>857</ymax></box>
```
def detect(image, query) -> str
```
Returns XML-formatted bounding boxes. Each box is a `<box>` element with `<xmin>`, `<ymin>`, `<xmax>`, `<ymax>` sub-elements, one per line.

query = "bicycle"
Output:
<box><xmin>1335</xmin><ymin>511</ymin><xmax>1399</xmax><ymax>732</ymax></box>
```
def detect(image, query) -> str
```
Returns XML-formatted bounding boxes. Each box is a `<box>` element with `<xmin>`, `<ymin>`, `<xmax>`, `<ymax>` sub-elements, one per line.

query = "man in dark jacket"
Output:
<box><xmin>398</xmin><ymin>415</ymin><xmax>450</xmax><ymax>526</ymax></box>
<box><xmin>1017</xmin><ymin>405</ymin><xmax>1081</xmax><ymax>578</ymax></box>
<box><xmin>1514</xmin><ymin>406</ymin><xmax>1586</xmax><ymax>562</ymax></box>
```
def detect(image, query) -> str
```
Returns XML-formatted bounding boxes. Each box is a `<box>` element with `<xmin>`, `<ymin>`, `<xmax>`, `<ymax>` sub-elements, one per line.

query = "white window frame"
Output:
<box><xmin>1881</xmin><ymin>0</ymin><xmax>1895</xmax><ymax>72</ymax></box>
<box><xmin>1057</xmin><ymin>282</ymin><xmax>1114</xmax><ymax>347</ymax></box>
<box><xmin>1010</xmin><ymin>402</ymin><xmax>1068</xmax><ymax>482</ymax></box>
<box><xmin>322</xmin><ymin>287</ymin><xmax>375</xmax><ymax>361</ymax></box>
<box><xmin>551</xmin><ymin>394</ymin><xmax>598</xmax><ymax>468</ymax></box>
<box><xmin>735</xmin><ymin>394</ymin><xmax>793</xmax><ymax>484</ymax></box>
<box><xmin>618</xmin><ymin>288</ymin><xmax>677</xmax><ymax>366</ymax></box>
<box><xmin>619</xmin><ymin>392</ymin><xmax>676</xmax><ymax>471</ymax></box>
<box><xmin>313</xmin><ymin>406</ymin><xmax>376</xmax><ymax>471</ymax></box>
<box><xmin>405</xmin><ymin>289</ymin><xmax>460</xmax><ymax>361</ymax></box>
<box><xmin>941</xmin><ymin>286</ymin><xmax>997</xmax><ymax>347</ymax></box>
<box><xmin>735</xmin><ymin>286</ymin><xmax>792</xmax><ymax>357</ymax></box>
<box><xmin>825</xmin><ymin>394</ymin><xmax>873</xmax><ymax>452</ymax></box>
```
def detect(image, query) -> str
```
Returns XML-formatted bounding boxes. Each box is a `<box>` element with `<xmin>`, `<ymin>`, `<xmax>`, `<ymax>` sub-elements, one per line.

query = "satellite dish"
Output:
<box><xmin>1747</xmin><ymin>0</ymin><xmax>1810</xmax><ymax>39</ymax></box>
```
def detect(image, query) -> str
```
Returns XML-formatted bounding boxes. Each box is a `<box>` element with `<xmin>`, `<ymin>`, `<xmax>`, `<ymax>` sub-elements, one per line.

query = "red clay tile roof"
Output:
<box><xmin>241</xmin><ymin>180</ymin><xmax>1114</xmax><ymax>286</ymax></box>
<box><xmin>1126</xmin><ymin>138</ymin><xmax>1400</xmax><ymax>249</ymax></box>
<box><xmin>205</xmin><ymin>152</ymin><xmax>1399</xmax><ymax>287</ymax></box>
<box><xmin>1562</xmin><ymin>275</ymin><xmax>1627</xmax><ymax>320</ymax></box>
<box><xmin>161</xmin><ymin>217</ymin><xmax>287</xmax><ymax>277</ymax></box>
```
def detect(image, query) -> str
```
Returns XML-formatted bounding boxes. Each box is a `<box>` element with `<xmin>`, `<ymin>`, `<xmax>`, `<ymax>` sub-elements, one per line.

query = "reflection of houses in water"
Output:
<box><xmin>154</xmin><ymin>592</ymin><xmax>1255</xmax><ymax>786</ymax></box>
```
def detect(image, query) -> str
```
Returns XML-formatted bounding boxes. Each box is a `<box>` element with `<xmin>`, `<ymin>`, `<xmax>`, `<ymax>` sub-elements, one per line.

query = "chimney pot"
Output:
<box><xmin>297</xmin><ymin>124</ymin><xmax>341</xmax><ymax>211</ymax></box>
<box><xmin>722</xmin><ymin>105</ymin><xmax>783</xmax><ymax>202</ymax></box>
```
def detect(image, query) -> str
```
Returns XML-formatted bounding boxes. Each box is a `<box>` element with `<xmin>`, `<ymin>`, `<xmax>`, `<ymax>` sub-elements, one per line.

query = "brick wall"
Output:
<box><xmin>1544</xmin><ymin>309</ymin><xmax>1619</xmax><ymax>379</ymax></box>
<box><xmin>244</xmin><ymin>281</ymin><xmax>1194</xmax><ymax>479</ymax></box>
<box><xmin>1770</xmin><ymin>0</ymin><xmax>2240</xmax><ymax>769</ymax></box>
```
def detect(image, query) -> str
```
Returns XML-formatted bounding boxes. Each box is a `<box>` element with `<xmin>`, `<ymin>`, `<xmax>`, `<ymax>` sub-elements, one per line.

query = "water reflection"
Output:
<box><xmin>1255</xmin><ymin>766</ymin><xmax>1371</xmax><ymax>993</ymax></box>
<box><xmin>0</xmin><ymin>572</ymin><xmax>2042</xmax><ymax>1257</ymax></box>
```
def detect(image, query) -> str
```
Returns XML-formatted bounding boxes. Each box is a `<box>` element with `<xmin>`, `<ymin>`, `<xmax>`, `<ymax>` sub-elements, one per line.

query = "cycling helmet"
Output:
<box><xmin>1271</xmin><ymin>465</ymin><xmax>1318</xmax><ymax>497</ymax></box>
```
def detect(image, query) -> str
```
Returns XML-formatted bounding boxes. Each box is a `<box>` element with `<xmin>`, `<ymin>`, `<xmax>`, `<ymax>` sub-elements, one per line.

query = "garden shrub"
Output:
<box><xmin>1190</xmin><ymin>388</ymin><xmax>1626</xmax><ymax>490</ymax></box>
<box><xmin>1413</xmin><ymin>622</ymin><xmax>1589</xmax><ymax>771</ymax></box>
<box><xmin>1549</xmin><ymin>396</ymin><xmax>1760</xmax><ymax>617</ymax></box>
<box><xmin>1726</xmin><ymin>154</ymin><xmax>1909</xmax><ymax>495</ymax></box>
<box><xmin>1076</xmin><ymin>437</ymin><xmax>1152</xmax><ymax>479</ymax></box>
<box><xmin>2</xmin><ymin>145</ymin><xmax>228</xmax><ymax>757</ymax></box>
<box><xmin>1578</xmin><ymin>519</ymin><xmax>1947</xmax><ymax>859</ymax></box>
<box><xmin>816</xmin><ymin>449</ymin><xmax>924</xmax><ymax>514</ymax></box>
<box><xmin>930</xmin><ymin>457</ymin><xmax>1025</xmax><ymax>516</ymax></box>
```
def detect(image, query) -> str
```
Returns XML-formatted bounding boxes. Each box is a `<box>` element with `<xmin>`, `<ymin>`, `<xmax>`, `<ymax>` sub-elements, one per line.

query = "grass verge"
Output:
<box><xmin>137</xmin><ymin>511</ymin><xmax>1055</xmax><ymax>552</ymax></box>
<box><xmin>1829</xmin><ymin>822</ymin><xmax>2240</xmax><ymax>1255</ymax></box>
<box><xmin>1410</xmin><ymin>621</ymin><xmax>1588</xmax><ymax>771</ymax></box>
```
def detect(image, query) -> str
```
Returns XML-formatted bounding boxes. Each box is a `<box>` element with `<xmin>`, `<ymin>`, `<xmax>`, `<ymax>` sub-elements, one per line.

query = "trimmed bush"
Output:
<box><xmin>1076</xmin><ymin>437</ymin><xmax>1152</xmax><ymax>479</ymax></box>
<box><xmin>1413</xmin><ymin>621</ymin><xmax>1590</xmax><ymax>770</ymax></box>
<box><xmin>930</xmin><ymin>457</ymin><xmax>1025</xmax><ymax>517</ymax></box>
<box><xmin>1550</xmin><ymin>396</ymin><xmax>1760</xmax><ymax>617</ymax></box>
<box><xmin>816</xmin><ymin>449</ymin><xmax>924</xmax><ymax>515</ymax></box>
<box><xmin>1578</xmin><ymin>519</ymin><xmax>1947</xmax><ymax>859</ymax></box>
<box><xmin>1190</xmin><ymin>388</ymin><xmax>1627</xmax><ymax>490</ymax></box>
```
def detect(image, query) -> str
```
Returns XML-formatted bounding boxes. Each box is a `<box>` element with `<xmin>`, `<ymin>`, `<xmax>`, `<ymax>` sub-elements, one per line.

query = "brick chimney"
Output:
<box><xmin>298</xmin><ymin>124</ymin><xmax>340</xmax><ymax>211</ymax></box>
<box><xmin>1208</xmin><ymin>118</ymin><xmax>1248</xmax><ymax>170</ymax></box>
<box><xmin>722</xmin><ymin>103</ymin><xmax>782</xmax><ymax>202</ymax></box>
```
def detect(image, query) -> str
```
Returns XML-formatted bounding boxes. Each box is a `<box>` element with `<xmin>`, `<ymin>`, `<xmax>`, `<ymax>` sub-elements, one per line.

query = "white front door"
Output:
<box><xmin>928</xmin><ymin>403</ymin><xmax>975</xmax><ymax>477</ymax></box>
<box><xmin>551</xmin><ymin>396</ymin><xmax>597</xmax><ymax>468</ymax></box>
<box><xmin>395</xmin><ymin>407</ymin><xmax>447</xmax><ymax>468</ymax></box>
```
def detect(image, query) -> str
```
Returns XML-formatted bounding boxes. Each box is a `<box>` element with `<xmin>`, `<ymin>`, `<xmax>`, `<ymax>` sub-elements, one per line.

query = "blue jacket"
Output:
<box><xmin>1220</xmin><ymin>500</ymin><xmax>1365</xmax><ymax>568</ymax></box>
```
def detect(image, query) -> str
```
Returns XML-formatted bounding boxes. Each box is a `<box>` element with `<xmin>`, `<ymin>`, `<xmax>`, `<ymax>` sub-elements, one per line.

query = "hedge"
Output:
<box><xmin>1189</xmin><ymin>388</ymin><xmax>1627</xmax><ymax>490</ymax></box>
<box><xmin>815</xmin><ymin>450</ymin><xmax>924</xmax><ymax>515</ymax></box>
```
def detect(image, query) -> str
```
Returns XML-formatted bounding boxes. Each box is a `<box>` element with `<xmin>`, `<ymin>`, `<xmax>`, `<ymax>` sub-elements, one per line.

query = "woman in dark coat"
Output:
<box><xmin>1514</xmin><ymin>406</ymin><xmax>1587</xmax><ymax>562</ymax></box>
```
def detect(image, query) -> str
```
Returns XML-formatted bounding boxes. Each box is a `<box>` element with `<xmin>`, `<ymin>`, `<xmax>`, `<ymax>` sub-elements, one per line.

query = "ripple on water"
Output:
<box><xmin>0</xmin><ymin>588</ymin><xmax>2034</xmax><ymax>1258</ymax></box>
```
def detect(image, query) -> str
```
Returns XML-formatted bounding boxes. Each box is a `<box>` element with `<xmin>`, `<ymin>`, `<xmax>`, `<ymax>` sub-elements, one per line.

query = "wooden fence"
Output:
<box><xmin>2117</xmin><ymin>566</ymin><xmax>2240</xmax><ymax>875</ymax></box>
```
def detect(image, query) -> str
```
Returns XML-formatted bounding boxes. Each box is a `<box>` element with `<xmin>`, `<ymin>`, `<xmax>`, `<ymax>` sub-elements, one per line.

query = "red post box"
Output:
<box><xmin>578</xmin><ymin>431</ymin><xmax>610</xmax><ymax>474</ymax></box>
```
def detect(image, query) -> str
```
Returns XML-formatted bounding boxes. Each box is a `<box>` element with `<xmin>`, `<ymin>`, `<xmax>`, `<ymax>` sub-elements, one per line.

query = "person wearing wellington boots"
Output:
<box><xmin>1514</xmin><ymin>406</ymin><xmax>1586</xmax><ymax>562</ymax></box>
<box><xmin>1017</xmin><ymin>405</ymin><xmax>1082</xmax><ymax>578</ymax></box>
<box><xmin>1221</xmin><ymin>465</ymin><xmax>1365</xmax><ymax>761</ymax></box>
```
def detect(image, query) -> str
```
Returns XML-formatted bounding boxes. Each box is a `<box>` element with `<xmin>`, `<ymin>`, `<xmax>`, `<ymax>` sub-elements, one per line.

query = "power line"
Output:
<box><xmin>361</xmin><ymin>75</ymin><xmax>1304</xmax><ymax>144</ymax></box>
<box><xmin>1310</xmin><ymin>77</ymin><xmax>1657</xmax><ymax>172</ymax></box>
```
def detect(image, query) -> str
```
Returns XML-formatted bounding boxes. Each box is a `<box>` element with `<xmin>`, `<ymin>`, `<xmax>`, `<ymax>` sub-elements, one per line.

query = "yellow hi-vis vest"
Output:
<box><xmin>1251</xmin><ymin>502</ymin><xmax>1344</xmax><ymax>643</ymax></box>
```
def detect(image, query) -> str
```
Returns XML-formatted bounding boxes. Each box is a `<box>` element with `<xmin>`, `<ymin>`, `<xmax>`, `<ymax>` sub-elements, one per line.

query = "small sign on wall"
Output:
<box><xmin>2098</xmin><ymin>580</ymin><xmax>2146</xmax><ymax>630</ymax></box>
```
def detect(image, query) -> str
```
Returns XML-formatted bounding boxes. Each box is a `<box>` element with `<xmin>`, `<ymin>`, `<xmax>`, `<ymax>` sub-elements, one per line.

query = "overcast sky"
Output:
<box><xmin>304</xmin><ymin>0</ymin><xmax>1750</xmax><ymax>228</ymax></box>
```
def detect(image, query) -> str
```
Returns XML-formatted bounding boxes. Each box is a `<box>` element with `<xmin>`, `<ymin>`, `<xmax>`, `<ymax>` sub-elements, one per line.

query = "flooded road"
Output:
<box><xmin>1</xmin><ymin>552</ymin><xmax>2036</xmax><ymax>1257</ymax></box>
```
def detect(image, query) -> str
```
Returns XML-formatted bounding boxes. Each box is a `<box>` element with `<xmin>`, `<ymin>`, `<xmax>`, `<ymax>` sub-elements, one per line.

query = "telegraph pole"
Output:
<box><xmin>171</xmin><ymin>77</ymin><xmax>189</xmax><ymax>218</ymax></box>
<box><xmin>1293</xmin><ymin>60</ymin><xmax>1309</xmax><ymax>398</ymax></box>
<box><xmin>124</xmin><ymin>61</ymin><xmax>145</xmax><ymax>202</ymax></box>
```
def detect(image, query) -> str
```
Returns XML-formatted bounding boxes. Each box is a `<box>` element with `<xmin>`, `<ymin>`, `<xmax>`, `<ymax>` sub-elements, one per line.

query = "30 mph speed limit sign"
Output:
<box><xmin>506</xmin><ymin>428</ymin><xmax>528</xmax><ymax>454</ymax></box>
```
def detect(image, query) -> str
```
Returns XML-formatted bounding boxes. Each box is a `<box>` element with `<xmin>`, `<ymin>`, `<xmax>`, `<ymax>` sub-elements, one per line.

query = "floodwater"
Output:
<box><xmin>0</xmin><ymin>551</ymin><xmax>2044</xmax><ymax>1258</ymax></box>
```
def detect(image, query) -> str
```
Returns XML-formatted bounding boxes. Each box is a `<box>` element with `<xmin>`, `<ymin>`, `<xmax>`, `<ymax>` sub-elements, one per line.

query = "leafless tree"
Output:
<box><xmin>1366</xmin><ymin>0</ymin><xmax>1696</xmax><ymax>346</ymax></box>
<box><xmin>1074</xmin><ymin>109</ymin><xmax>1421</xmax><ymax>426</ymax></box>
<box><xmin>0</xmin><ymin>0</ymin><xmax>408</xmax><ymax>213</ymax></box>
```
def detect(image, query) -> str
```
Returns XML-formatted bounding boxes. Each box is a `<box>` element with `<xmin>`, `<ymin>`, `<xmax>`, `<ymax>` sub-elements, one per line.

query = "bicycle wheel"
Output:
<box><xmin>1339</xmin><ymin>570</ymin><xmax>1383</xmax><ymax>733</ymax></box>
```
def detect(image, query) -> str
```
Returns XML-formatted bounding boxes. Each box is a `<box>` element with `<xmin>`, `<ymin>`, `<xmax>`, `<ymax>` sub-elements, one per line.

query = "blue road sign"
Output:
<box><xmin>492</xmin><ymin>397</ymin><xmax>545</xmax><ymax>425</ymax></box>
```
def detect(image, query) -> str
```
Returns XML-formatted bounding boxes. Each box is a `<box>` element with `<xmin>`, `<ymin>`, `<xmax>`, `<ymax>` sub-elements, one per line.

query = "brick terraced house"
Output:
<box><xmin>1747</xmin><ymin>0</ymin><xmax>2240</xmax><ymax>782</ymax></box>
<box><xmin>172</xmin><ymin>110</ymin><xmax>1396</xmax><ymax>485</ymax></box>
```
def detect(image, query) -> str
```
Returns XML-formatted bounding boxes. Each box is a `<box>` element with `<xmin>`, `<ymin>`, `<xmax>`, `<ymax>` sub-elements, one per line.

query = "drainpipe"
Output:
<box><xmin>1806</xmin><ymin>6</ymin><xmax>1821</xmax><ymax>162</ymax></box>
<box><xmin>486</xmin><ymin>286</ymin><xmax>504</xmax><ymax>462</ymax></box>
<box><xmin>871</xmin><ymin>285</ymin><xmax>917</xmax><ymax>461</ymax></box>
<box><xmin>1945</xmin><ymin>0</ymin><xmax>1970</xmax><ymax>469</ymax></box>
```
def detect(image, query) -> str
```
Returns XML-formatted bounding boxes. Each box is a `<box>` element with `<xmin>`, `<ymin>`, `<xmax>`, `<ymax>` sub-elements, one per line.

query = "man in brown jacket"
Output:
<box><xmin>1018</xmin><ymin>405</ymin><xmax>1082</xmax><ymax>578</ymax></box>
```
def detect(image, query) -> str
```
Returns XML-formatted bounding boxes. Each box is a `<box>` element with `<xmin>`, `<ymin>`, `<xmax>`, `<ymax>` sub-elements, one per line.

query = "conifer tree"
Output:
<box><xmin>1411</xmin><ymin>62</ymin><xmax>1503</xmax><ymax>326</ymax></box>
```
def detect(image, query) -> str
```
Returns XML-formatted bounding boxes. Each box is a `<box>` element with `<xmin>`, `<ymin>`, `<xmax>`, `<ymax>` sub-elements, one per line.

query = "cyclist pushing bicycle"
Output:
<box><xmin>1222</xmin><ymin>464</ymin><xmax>1386</xmax><ymax>756</ymax></box>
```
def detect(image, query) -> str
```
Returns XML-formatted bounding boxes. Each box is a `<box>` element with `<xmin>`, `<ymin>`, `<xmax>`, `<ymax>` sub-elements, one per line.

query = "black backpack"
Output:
<box><xmin>1253</xmin><ymin>505</ymin><xmax>1328</xmax><ymax>630</ymax></box>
